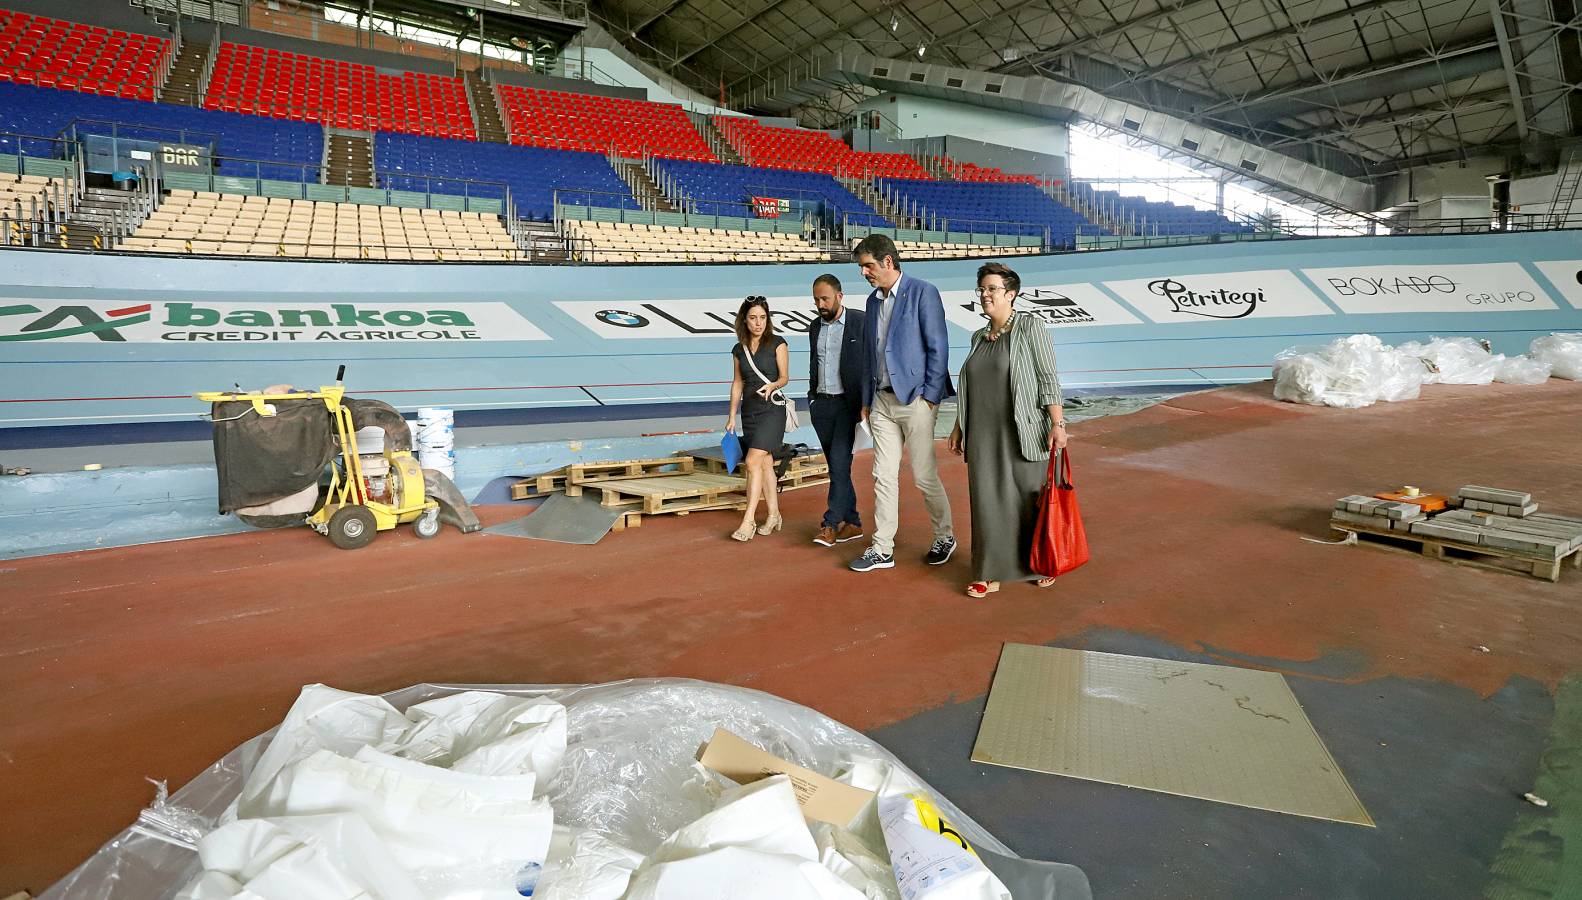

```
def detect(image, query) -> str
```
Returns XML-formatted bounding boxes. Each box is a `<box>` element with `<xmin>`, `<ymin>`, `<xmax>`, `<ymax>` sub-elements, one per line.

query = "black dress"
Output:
<box><xmin>734</xmin><ymin>334</ymin><xmax>788</xmax><ymax>452</ymax></box>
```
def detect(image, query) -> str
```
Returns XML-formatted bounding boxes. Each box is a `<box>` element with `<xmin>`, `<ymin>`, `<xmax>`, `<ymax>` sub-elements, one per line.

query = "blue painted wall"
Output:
<box><xmin>1</xmin><ymin>232</ymin><xmax>1579</xmax><ymax>429</ymax></box>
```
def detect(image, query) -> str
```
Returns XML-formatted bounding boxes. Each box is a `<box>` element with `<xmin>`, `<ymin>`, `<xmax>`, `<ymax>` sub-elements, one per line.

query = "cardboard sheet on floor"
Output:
<box><xmin>971</xmin><ymin>644</ymin><xmax>1373</xmax><ymax>826</ymax></box>
<box><xmin>483</xmin><ymin>492</ymin><xmax>624</xmax><ymax>544</ymax></box>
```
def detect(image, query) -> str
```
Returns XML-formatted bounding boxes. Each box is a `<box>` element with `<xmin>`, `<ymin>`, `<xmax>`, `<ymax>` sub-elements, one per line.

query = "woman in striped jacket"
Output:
<box><xmin>948</xmin><ymin>262</ymin><xmax>1069</xmax><ymax>599</ymax></box>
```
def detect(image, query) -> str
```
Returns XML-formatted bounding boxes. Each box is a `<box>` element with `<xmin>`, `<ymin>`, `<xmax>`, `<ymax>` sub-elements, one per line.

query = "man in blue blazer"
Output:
<box><xmin>848</xmin><ymin>234</ymin><xmax>956</xmax><ymax>573</ymax></box>
<box><xmin>808</xmin><ymin>273</ymin><xmax>869</xmax><ymax>547</ymax></box>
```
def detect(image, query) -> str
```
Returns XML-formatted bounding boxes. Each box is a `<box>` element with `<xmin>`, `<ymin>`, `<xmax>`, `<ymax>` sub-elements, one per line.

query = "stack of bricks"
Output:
<box><xmin>1407</xmin><ymin>485</ymin><xmax>1582</xmax><ymax>557</ymax></box>
<box><xmin>1330</xmin><ymin>485</ymin><xmax>1582</xmax><ymax>555</ymax></box>
<box><xmin>1456</xmin><ymin>485</ymin><xmax>1539</xmax><ymax>517</ymax></box>
<box><xmin>1332</xmin><ymin>496</ymin><xmax>1426</xmax><ymax>531</ymax></box>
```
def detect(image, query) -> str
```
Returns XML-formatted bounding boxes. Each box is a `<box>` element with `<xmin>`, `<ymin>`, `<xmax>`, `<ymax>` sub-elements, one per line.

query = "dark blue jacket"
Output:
<box><xmin>862</xmin><ymin>273</ymin><xmax>955</xmax><ymax>407</ymax></box>
<box><xmin>807</xmin><ymin>307</ymin><xmax>869</xmax><ymax>408</ymax></box>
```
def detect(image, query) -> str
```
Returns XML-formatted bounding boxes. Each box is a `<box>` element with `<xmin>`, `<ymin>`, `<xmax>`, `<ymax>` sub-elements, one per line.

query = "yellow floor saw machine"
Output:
<box><xmin>198</xmin><ymin>366</ymin><xmax>480</xmax><ymax>549</ymax></box>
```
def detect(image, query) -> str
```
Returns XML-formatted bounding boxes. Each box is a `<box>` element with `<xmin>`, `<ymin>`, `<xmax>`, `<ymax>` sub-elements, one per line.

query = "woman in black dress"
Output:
<box><xmin>725</xmin><ymin>296</ymin><xmax>790</xmax><ymax>541</ymax></box>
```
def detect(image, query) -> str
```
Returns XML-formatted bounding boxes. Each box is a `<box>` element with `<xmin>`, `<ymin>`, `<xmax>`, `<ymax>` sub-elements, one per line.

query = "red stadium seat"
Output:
<box><xmin>0</xmin><ymin>11</ymin><xmax>171</xmax><ymax>99</ymax></box>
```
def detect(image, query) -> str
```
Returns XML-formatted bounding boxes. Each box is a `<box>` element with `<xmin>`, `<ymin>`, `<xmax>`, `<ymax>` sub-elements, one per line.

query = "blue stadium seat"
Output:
<box><xmin>875</xmin><ymin>180</ymin><xmax>1101</xmax><ymax>248</ymax></box>
<box><xmin>0</xmin><ymin>81</ymin><xmax>322</xmax><ymax>181</ymax></box>
<box><xmin>654</xmin><ymin>159</ymin><xmax>889</xmax><ymax>227</ymax></box>
<box><xmin>374</xmin><ymin>132</ymin><xmax>637</xmax><ymax>221</ymax></box>
<box><xmin>1066</xmin><ymin>183</ymin><xmax>1251</xmax><ymax>236</ymax></box>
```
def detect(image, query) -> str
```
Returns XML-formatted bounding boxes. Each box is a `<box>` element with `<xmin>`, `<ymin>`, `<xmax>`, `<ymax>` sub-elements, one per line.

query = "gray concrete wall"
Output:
<box><xmin>916</xmin><ymin>135</ymin><xmax>1067</xmax><ymax>181</ymax></box>
<box><xmin>487</xmin><ymin>67</ymin><xmax>646</xmax><ymax>101</ymax></box>
<box><xmin>3</xmin><ymin>0</ymin><xmax>170</xmax><ymax>36</ymax></box>
<box><xmin>212</xmin><ymin>23</ymin><xmax>455</xmax><ymax>76</ymax></box>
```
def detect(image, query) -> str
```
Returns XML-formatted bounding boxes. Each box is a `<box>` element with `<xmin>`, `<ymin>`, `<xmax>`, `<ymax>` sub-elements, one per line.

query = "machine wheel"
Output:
<box><xmin>327</xmin><ymin>505</ymin><xmax>378</xmax><ymax>550</ymax></box>
<box><xmin>413</xmin><ymin>509</ymin><xmax>441</xmax><ymax>539</ymax></box>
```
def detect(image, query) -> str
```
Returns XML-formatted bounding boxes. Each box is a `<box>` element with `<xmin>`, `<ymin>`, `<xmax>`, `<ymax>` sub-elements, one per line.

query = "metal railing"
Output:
<box><xmin>153</xmin><ymin>24</ymin><xmax>181</xmax><ymax>102</ymax></box>
<box><xmin>116</xmin><ymin>236</ymin><xmax>526</xmax><ymax>261</ymax></box>
<box><xmin>554</xmin><ymin>188</ymin><xmax>789</xmax><ymax>225</ymax></box>
<box><xmin>839</xmin><ymin>216</ymin><xmax>1049</xmax><ymax>251</ymax></box>
<box><xmin>197</xmin><ymin>24</ymin><xmax>221</xmax><ymax>100</ymax></box>
<box><xmin>1</xmin><ymin>189</ymin><xmax>70</xmax><ymax>249</ymax></box>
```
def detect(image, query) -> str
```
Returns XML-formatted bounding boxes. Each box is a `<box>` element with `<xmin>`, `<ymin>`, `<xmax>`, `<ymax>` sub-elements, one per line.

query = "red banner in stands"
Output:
<box><xmin>752</xmin><ymin>196</ymin><xmax>783</xmax><ymax>218</ymax></box>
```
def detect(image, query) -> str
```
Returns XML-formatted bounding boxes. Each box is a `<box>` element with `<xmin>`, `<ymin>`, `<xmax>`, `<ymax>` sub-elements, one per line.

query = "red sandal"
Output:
<box><xmin>1035</xmin><ymin>577</ymin><xmax>1057</xmax><ymax>589</ymax></box>
<box><xmin>966</xmin><ymin>581</ymin><xmax>1000</xmax><ymax>598</ymax></box>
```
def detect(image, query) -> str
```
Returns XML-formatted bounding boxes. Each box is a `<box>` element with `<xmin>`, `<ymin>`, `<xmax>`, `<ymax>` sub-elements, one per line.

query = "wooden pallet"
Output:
<box><xmin>594</xmin><ymin>472</ymin><xmax>749</xmax><ymax>515</ymax></box>
<box><xmin>564</xmin><ymin>457</ymin><xmax>694</xmax><ymax>496</ymax></box>
<box><xmin>685</xmin><ymin>448</ymin><xmax>830</xmax><ymax>486</ymax></box>
<box><xmin>779</xmin><ymin>462</ymin><xmax>831</xmax><ymax>492</ymax></box>
<box><xmin>509</xmin><ymin>467</ymin><xmax>569</xmax><ymax>501</ymax></box>
<box><xmin>1331</xmin><ymin>517</ymin><xmax>1582</xmax><ymax>582</ymax></box>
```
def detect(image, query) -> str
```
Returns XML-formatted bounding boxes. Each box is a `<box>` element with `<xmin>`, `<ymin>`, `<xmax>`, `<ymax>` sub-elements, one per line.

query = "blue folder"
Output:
<box><xmin>721</xmin><ymin>431</ymin><xmax>743</xmax><ymax>474</ymax></box>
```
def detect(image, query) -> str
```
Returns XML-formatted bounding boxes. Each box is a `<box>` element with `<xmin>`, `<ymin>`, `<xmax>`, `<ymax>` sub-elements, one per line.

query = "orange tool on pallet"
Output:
<box><xmin>1373</xmin><ymin>489</ymin><xmax>1450</xmax><ymax>512</ymax></box>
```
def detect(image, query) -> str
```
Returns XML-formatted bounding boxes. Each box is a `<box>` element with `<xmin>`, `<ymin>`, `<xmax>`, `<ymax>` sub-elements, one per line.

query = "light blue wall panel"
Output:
<box><xmin>0</xmin><ymin>232</ymin><xmax>1578</xmax><ymax>428</ymax></box>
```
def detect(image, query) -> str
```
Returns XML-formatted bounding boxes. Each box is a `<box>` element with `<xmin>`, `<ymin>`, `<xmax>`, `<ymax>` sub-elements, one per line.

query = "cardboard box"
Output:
<box><xmin>698</xmin><ymin>728</ymin><xmax>875</xmax><ymax>827</ymax></box>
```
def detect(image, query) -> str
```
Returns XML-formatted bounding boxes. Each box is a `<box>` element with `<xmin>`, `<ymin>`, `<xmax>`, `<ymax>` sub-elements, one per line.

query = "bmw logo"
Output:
<box><xmin>595</xmin><ymin>309</ymin><xmax>648</xmax><ymax>328</ymax></box>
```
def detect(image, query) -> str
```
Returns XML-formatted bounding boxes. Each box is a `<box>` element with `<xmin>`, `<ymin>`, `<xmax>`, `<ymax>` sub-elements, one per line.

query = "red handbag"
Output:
<box><xmin>1030</xmin><ymin>449</ymin><xmax>1090</xmax><ymax>577</ymax></box>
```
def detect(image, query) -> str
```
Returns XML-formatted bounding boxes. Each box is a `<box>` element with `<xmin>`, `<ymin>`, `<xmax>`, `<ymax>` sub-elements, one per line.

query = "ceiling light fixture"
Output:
<box><xmin>916</xmin><ymin>43</ymin><xmax>926</xmax><ymax>58</ymax></box>
<box><xmin>889</xmin><ymin>13</ymin><xmax>899</xmax><ymax>31</ymax></box>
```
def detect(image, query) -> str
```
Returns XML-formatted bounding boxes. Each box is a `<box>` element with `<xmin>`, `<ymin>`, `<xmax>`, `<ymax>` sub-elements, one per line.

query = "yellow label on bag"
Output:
<box><xmin>906</xmin><ymin>793</ymin><xmax>980</xmax><ymax>858</ymax></box>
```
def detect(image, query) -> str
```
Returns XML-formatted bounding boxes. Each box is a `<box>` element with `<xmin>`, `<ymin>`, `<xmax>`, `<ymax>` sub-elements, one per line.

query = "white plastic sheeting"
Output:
<box><xmin>1530</xmin><ymin>333</ymin><xmax>1582</xmax><ymax>380</ymax></box>
<box><xmin>42</xmin><ymin>680</ymin><xmax>1083</xmax><ymax>900</ymax></box>
<box><xmin>1273</xmin><ymin>334</ymin><xmax>1559</xmax><ymax>408</ymax></box>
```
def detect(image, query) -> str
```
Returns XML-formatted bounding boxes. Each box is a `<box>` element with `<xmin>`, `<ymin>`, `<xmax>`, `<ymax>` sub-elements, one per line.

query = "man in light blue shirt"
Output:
<box><xmin>808</xmin><ymin>274</ymin><xmax>868</xmax><ymax>547</ymax></box>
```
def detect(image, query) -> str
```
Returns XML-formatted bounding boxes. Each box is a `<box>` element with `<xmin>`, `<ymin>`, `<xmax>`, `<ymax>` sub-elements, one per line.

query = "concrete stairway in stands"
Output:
<box><xmin>465</xmin><ymin>71</ymin><xmax>509</xmax><ymax>144</ymax></box>
<box><xmin>159</xmin><ymin>38</ymin><xmax>210</xmax><ymax>107</ymax></box>
<box><xmin>324</xmin><ymin>132</ymin><xmax>374</xmax><ymax>188</ymax></box>
<box><xmin>688</xmin><ymin>113</ymin><xmax>744</xmax><ymax>165</ymax></box>
<box><xmin>64</xmin><ymin>186</ymin><xmax>145</xmax><ymax>250</ymax></box>
<box><xmin>617</xmin><ymin>161</ymin><xmax>677</xmax><ymax>213</ymax></box>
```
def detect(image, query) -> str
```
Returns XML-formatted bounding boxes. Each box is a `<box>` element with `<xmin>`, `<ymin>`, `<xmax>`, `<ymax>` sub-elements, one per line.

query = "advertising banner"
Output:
<box><xmin>1302</xmin><ymin>263</ymin><xmax>1559</xmax><ymax>313</ymax></box>
<box><xmin>1103</xmin><ymin>270</ymin><xmax>1334</xmax><ymax>322</ymax></box>
<box><xmin>0</xmin><ymin>300</ymin><xmax>548</xmax><ymax>343</ymax></box>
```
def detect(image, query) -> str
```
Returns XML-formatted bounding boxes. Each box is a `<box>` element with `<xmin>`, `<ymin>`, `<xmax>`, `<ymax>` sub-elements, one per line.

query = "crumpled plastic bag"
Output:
<box><xmin>622</xmin><ymin>776</ymin><xmax>869</xmax><ymax>900</ymax></box>
<box><xmin>1495</xmin><ymin>354</ymin><xmax>1553</xmax><ymax>385</ymax></box>
<box><xmin>1530</xmin><ymin>332</ymin><xmax>1582</xmax><ymax>380</ymax></box>
<box><xmin>45</xmin><ymin>681</ymin><xmax>1088</xmax><ymax>900</ymax></box>
<box><xmin>1272</xmin><ymin>335</ymin><xmax>1429</xmax><ymax>408</ymax></box>
<box><xmin>1395</xmin><ymin>337</ymin><xmax>1502</xmax><ymax>385</ymax></box>
<box><xmin>537</xmin><ymin>825</ymin><xmax>645</xmax><ymax>900</ymax></box>
<box><xmin>178</xmin><ymin>814</ymin><xmax>427</xmax><ymax>900</ymax></box>
<box><xmin>192</xmin><ymin>686</ymin><xmax>567</xmax><ymax>900</ymax></box>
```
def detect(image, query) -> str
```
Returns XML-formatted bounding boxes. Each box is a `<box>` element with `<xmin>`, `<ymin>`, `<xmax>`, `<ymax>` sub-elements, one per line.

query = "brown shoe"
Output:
<box><xmin>834</xmin><ymin>523</ymin><xmax>864</xmax><ymax>543</ymax></box>
<box><xmin>814</xmin><ymin>525</ymin><xmax>837</xmax><ymax>547</ymax></box>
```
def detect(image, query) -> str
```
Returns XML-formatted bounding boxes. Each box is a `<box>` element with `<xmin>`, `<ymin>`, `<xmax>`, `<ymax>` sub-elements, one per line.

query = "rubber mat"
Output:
<box><xmin>481</xmin><ymin>492</ymin><xmax>624</xmax><ymax>544</ymax></box>
<box><xmin>972</xmin><ymin>644</ymin><xmax>1373</xmax><ymax>826</ymax></box>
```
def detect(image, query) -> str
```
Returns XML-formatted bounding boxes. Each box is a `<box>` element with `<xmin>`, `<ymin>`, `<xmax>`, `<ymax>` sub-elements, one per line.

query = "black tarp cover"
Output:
<box><xmin>210</xmin><ymin>396</ymin><xmax>414</xmax><ymax>514</ymax></box>
<box><xmin>211</xmin><ymin>398</ymin><xmax>337</xmax><ymax>514</ymax></box>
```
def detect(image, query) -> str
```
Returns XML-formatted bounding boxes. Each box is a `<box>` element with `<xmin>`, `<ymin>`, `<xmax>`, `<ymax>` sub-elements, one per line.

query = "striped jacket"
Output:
<box><xmin>955</xmin><ymin>310</ymin><xmax>1063</xmax><ymax>462</ymax></box>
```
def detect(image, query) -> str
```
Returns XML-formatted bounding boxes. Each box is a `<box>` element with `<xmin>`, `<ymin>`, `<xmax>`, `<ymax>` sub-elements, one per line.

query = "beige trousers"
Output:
<box><xmin>869</xmin><ymin>389</ymin><xmax>953</xmax><ymax>556</ymax></box>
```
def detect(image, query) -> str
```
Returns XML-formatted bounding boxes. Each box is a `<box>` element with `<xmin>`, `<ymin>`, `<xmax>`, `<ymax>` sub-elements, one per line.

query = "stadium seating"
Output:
<box><xmin>0</xmin><ymin>172</ymin><xmax>66</xmax><ymax>214</ymax></box>
<box><xmin>0</xmin><ymin>9</ymin><xmax>168</xmax><ymax>101</ymax></box>
<box><xmin>652</xmin><ymin>158</ymin><xmax>888</xmax><ymax>226</ymax></box>
<box><xmin>714</xmin><ymin>116</ymin><xmax>931</xmax><ymax>180</ymax></box>
<box><xmin>0</xmin><ymin>82</ymin><xmax>322</xmax><ymax>181</ymax></box>
<box><xmin>853</xmin><ymin>236</ymin><xmax>1040</xmax><ymax>260</ymax></box>
<box><xmin>496</xmin><ymin>86</ymin><xmax>715</xmax><ymax>161</ymax></box>
<box><xmin>121</xmin><ymin>190</ymin><xmax>518</xmax><ymax>260</ymax></box>
<box><xmin>375</xmin><ymin>132</ymin><xmax>637</xmax><ymax>221</ymax></box>
<box><xmin>875</xmin><ymin>179</ymin><xmax>1099</xmax><ymax>246</ymax></box>
<box><xmin>1066</xmin><ymin>183</ymin><xmax>1251</xmax><ymax>236</ymax></box>
<box><xmin>938</xmin><ymin>156</ymin><xmax>1042</xmax><ymax>184</ymax></box>
<box><xmin>565</xmin><ymin>219</ymin><xmax>822</xmax><ymax>263</ymax></box>
<box><xmin>205</xmin><ymin>43</ymin><xmax>474</xmax><ymax>139</ymax></box>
